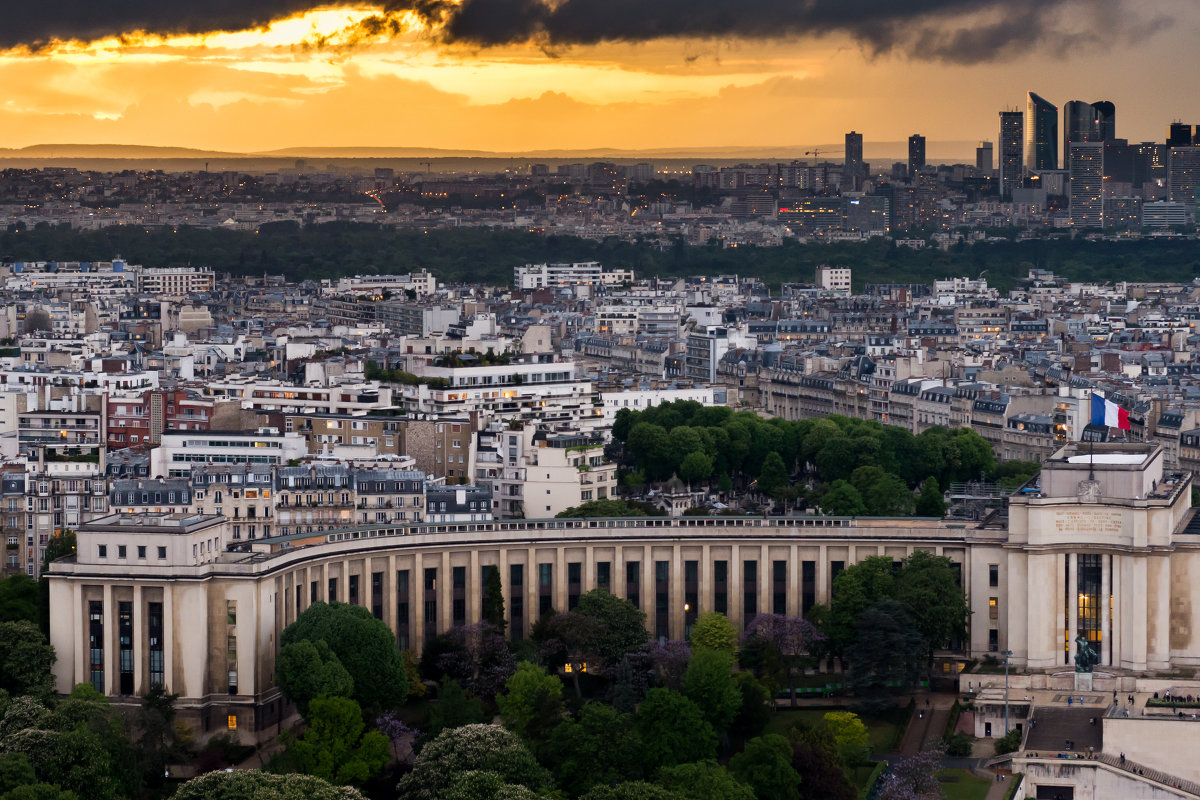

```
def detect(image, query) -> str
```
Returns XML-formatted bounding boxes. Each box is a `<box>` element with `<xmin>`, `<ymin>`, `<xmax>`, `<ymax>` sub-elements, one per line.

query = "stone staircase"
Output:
<box><xmin>1092</xmin><ymin>752</ymin><xmax>1200</xmax><ymax>798</ymax></box>
<box><xmin>1023</xmin><ymin>707</ymin><xmax>1103</xmax><ymax>754</ymax></box>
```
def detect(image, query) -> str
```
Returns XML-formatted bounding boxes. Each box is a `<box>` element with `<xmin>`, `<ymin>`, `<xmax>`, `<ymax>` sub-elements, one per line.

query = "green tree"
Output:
<box><xmin>896</xmin><ymin>550</ymin><xmax>970</xmax><ymax>664</ymax></box>
<box><xmin>627</xmin><ymin>423</ymin><xmax>672</xmax><ymax>481</ymax></box>
<box><xmin>790</xmin><ymin>725</ymin><xmax>856</xmax><ymax>800</ymax></box>
<box><xmin>678</xmin><ymin>451</ymin><xmax>714</xmax><ymax>486</ymax></box>
<box><xmin>428</xmin><ymin>677</ymin><xmax>485</xmax><ymax>737</ymax></box>
<box><xmin>0</xmin><ymin>753</ymin><xmax>38</xmax><ymax>796</ymax></box>
<box><xmin>634</xmin><ymin>689</ymin><xmax>717</xmax><ymax>771</ymax></box>
<box><xmin>860</xmin><ymin>473</ymin><xmax>915</xmax><ymax>517</ymax></box>
<box><xmin>581</xmin><ymin>782</ymin><xmax>686</xmax><ymax>800</ymax></box>
<box><xmin>483</xmin><ymin>566</ymin><xmax>507</xmax><ymax>633</ymax></box>
<box><xmin>656</xmin><ymin>761</ymin><xmax>754</xmax><ymax>800</ymax></box>
<box><xmin>846</xmin><ymin>600</ymin><xmax>923</xmax><ymax>695</ymax></box>
<box><xmin>728</xmin><ymin>734</ymin><xmax>802</xmax><ymax>800</ymax></box>
<box><xmin>817</xmin><ymin>481</ymin><xmax>867</xmax><ymax>516</ymax></box>
<box><xmin>756</xmin><ymin>451</ymin><xmax>789</xmax><ymax>497</ymax></box>
<box><xmin>574</xmin><ymin>590</ymin><xmax>650</xmax><ymax>671</ymax></box>
<box><xmin>173</xmin><ymin>770</ymin><xmax>365</xmax><ymax>800</ymax></box>
<box><xmin>557</xmin><ymin>500</ymin><xmax>664</xmax><ymax>519</ymax></box>
<box><xmin>689</xmin><ymin>612</ymin><xmax>738</xmax><ymax>656</ymax></box>
<box><xmin>825</xmin><ymin>557</ymin><xmax>897</xmax><ymax>656</ymax></box>
<box><xmin>682</xmin><ymin>649</ymin><xmax>742</xmax><ymax>735</ymax></box>
<box><xmin>820</xmin><ymin>712</ymin><xmax>870</xmax><ymax>768</ymax></box>
<box><xmin>397</xmin><ymin>724</ymin><xmax>553</xmax><ymax>800</ymax></box>
<box><xmin>439</xmin><ymin>771</ymin><xmax>547</xmax><ymax>800</ymax></box>
<box><xmin>281</xmin><ymin>695</ymin><xmax>389</xmax><ymax>786</ymax></box>
<box><xmin>0</xmin><ymin>621</ymin><xmax>55</xmax><ymax>700</ymax></box>
<box><xmin>275</xmin><ymin>640</ymin><xmax>355</xmax><ymax>717</ymax></box>
<box><xmin>279</xmin><ymin>602</ymin><xmax>406</xmax><ymax>709</ymax></box>
<box><xmin>542</xmin><ymin>703</ymin><xmax>643</xmax><ymax>796</ymax></box>
<box><xmin>729</xmin><ymin>673</ymin><xmax>772</xmax><ymax>742</ymax></box>
<box><xmin>496</xmin><ymin>662</ymin><xmax>564</xmax><ymax>744</ymax></box>
<box><xmin>0</xmin><ymin>576</ymin><xmax>41</xmax><ymax>626</ymax></box>
<box><xmin>914</xmin><ymin>477</ymin><xmax>947</xmax><ymax>518</ymax></box>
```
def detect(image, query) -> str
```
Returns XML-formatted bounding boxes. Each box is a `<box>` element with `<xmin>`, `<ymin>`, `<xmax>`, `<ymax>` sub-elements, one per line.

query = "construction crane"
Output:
<box><xmin>804</xmin><ymin>147</ymin><xmax>824</xmax><ymax>159</ymax></box>
<box><xmin>420</xmin><ymin>161</ymin><xmax>432</xmax><ymax>175</ymax></box>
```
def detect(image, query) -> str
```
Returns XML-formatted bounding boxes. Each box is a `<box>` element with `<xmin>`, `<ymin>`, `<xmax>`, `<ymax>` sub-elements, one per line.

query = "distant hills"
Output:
<box><xmin>0</xmin><ymin>141</ymin><xmax>981</xmax><ymax>169</ymax></box>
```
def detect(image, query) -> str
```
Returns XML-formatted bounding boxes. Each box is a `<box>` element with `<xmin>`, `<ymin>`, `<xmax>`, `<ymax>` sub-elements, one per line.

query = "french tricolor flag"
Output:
<box><xmin>1090</xmin><ymin>393</ymin><xmax>1130</xmax><ymax>430</ymax></box>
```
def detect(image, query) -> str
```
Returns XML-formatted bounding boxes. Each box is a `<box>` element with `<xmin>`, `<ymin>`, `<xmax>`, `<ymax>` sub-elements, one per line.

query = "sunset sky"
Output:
<box><xmin>2</xmin><ymin>0</ymin><xmax>1198</xmax><ymax>154</ymax></box>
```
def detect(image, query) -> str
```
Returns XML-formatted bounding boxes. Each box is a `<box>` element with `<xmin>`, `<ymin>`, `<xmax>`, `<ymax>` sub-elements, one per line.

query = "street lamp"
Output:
<box><xmin>1002</xmin><ymin>649</ymin><xmax>1014</xmax><ymax>735</ymax></box>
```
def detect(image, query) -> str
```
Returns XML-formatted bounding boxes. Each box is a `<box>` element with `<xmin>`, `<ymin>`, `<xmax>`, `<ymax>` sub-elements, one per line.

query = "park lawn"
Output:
<box><xmin>937</xmin><ymin>769</ymin><xmax>992</xmax><ymax>800</ymax></box>
<box><xmin>763</xmin><ymin>706</ymin><xmax>904</xmax><ymax>753</ymax></box>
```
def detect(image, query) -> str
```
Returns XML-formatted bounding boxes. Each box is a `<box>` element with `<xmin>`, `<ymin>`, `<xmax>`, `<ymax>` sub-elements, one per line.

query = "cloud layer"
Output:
<box><xmin>0</xmin><ymin>0</ymin><xmax>1161</xmax><ymax>65</ymax></box>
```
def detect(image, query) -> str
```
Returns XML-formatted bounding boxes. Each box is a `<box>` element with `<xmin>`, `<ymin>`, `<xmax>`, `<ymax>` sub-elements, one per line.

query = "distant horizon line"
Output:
<box><xmin>0</xmin><ymin>141</ymin><xmax>989</xmax><ymax>163</ymax></box>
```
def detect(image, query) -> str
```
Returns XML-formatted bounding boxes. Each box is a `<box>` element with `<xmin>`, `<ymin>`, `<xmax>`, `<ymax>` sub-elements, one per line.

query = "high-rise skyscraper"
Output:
<box><xmin>907</xmin><ymin>134</ymin><xmax>926</xmax><ymax>178</ymax></box>
<box><xmin>1168</xmin><ymin>123</ymin><xmax>1194</xmax><ymax>148</ymax></box>
<box><xmin>976</xmin><ymin>141</ymin><xmax>994</xmax><ymax>172</ymax></box>
<box><xmin>845</xmin><ymin>131</ymin><xmax>864</xmax><ymax>176</ymax></box>
<box><xmin>1092</xmin><ymin>101</ymin><xmax>1116</xmax><ymax>141</ymax></box>
<box><xmin>1026</xmin><ymin>92</ymin><xmax>1058</xmax><ymax>171</ymax></box>
<box><xmin>999</xmin><ymin>111</ymin><xmax>1024</xmax><ymax>199</ymax></box>
<box><xmin>1069</xmin><ymin>142</ymin><xmax>1104</xmax><ymax>227</ymax></box>
<box><xmin>1168</xmin><ymin>146</ymin><xmax>1200</xmax><ymax>205</ymax></box>
<box><xmin>1064</xmin><ymin>101</ymin><xmax>1102</xmax><ymax>171</ymax></box>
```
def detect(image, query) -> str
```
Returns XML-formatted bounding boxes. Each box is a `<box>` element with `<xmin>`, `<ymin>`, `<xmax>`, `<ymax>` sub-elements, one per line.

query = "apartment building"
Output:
<box><xmin>136</xmin><ymin>267</ymin><xmax>216</xmax><ymax>297</ymax></box>
<box><xmin>151</xmin><ymin>429</ymin><xmax>308</xmax><ymax>478</ymax></box>
<box><xmin>106</xmin><ymin>388</ymin><xmax>214</xmax><ymax>450</ymax></box>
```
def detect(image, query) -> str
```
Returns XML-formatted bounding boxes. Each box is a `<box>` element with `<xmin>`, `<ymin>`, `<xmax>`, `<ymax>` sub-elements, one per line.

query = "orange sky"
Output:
<box><xmin>1</xmin><ymin>1</ymin><xmax>1197</xmax><ymax>154</ymax></box>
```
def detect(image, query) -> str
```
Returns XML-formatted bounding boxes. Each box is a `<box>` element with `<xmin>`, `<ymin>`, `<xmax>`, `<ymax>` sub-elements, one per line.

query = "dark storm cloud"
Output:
<box><xmin>423</xmin><ymin>0</ymin><xmax>1080</xmax><ymax>63</ymax></box>
<box><xmin>0</xmin><ymin>0</ymin><xmax>1149</xmax><ymax>65</ymax></box>
<box><xmin>0</xmin><ymin>1</ymin><xmax>325</xmax><ymax>48</ymax></box>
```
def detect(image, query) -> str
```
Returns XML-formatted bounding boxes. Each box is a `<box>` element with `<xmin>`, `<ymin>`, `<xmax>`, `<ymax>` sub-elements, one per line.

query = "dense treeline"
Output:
<box><xmin>610</xmin><ymin>401</ymin><xmax>1034</xmax><ymax>516</ymax></box>
<box><xmin>3</xmin><ymin>223</ymin><xmax>1200</xmax><ymax>290</ymax></box>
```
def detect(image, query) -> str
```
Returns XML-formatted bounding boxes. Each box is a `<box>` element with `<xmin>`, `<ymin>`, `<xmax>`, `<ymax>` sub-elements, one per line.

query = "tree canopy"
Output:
<box><xmin>279</xmin><ymin>602</ymin><xmax>406</xmax><ymax>709</ymax></box>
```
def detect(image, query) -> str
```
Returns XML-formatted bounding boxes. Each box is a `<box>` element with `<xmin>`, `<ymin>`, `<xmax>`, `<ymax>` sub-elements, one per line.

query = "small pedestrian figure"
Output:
<box><xmin>1121</xmin><ymin>752</ymin><xmax>1126</xmax><ymax>766</ymax></box>
<box><xmin>1068</xmin><ymin>696</ymin><xmax>1073</xmax><ymax>706</ymax></box>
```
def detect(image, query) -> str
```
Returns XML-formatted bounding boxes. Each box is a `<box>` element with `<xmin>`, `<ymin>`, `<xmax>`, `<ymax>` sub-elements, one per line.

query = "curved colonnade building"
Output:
<box><xmin>47</xmin><ymin>442</ymin><xmax>1200</xmax><ymax>742</ymax></box>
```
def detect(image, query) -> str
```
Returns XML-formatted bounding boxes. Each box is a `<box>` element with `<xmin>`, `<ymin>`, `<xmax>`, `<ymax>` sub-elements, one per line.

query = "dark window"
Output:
<box><xmin>348</xmin><ymin>575</ymin><xmax>359</xmax><ymax>606</ymax></box>
<box><xmin>118</xmin><ymin>601</ymin><xmax>134</xmax><ymax>695</ymax></box>
<box><xmin>118</xmin><ymin>545</ymin><xmax>127</xmax><ymax>559</ymax></box>
<box><xmin>655</xmin><ymin>561</ymin><xmax>670</xmax><ymax>641</ymax></box>
<box><xmin>772</xmin><ymin>560</ymin><xmax>787</xmax><ymax>616</ymax></box>
<box><xmin>626</xmin><ymin>561</ymin><xmax>640</xmax><ymax>609</ymax></box>
<box><xmin>989</xmin><ymin>629</ymin><xmax>999</xmax><ymax>652</ymax></box>
<box><xmin>328</xmin><ymin>577</ymin><xmax>338</xmax><ymax>603</ymax></box>
<box><xmin>743</xmin><ymin>560</ymin><xmax>758</xmax><ymax>627</ymax></box>
<box><xmin>684</xmin><ymin>560</ymin><xmax>698</xmax><ymax>636</ymax></box>
<box><xmin>310</xmin><ymin>581</ymin><xmax>318</xmax><ymax>604</ymax></box>
<box><xmin>567</xmin><ymin>562</ymin><xmax>581</xmax><ymax>610</ymax></box>
<box><xmin>157</xmin><ymin>546</ymin><xmax>166</xmax><ymax>559</ymax></box>
<box><xmin>989</xmin><ymin>564</ymin><xmax>999</xmax><ymax>588</ymax></box>
<box><xmin>137</xmin><ymin>545</ymin><xmax>147</xmax><ymax>559</ymax></box>
<box><xmin>295</xmin><ymin>585</ymin><xmax>302</xmax><ymax>617</ymax></box>
<box><xmin>831</xmin><ymin>561</ymin><xmax>845</xmax><ymax>597</ymax></box>
<box><xmin>802</xmin><ymin>561</ymin><xmax>816</xmax><ymax>615</ymax></box>
<box><xmin>148</xmin><ymin>602</ymin><xmax>164</xmax><ymax>687</ymax></box>
<box><xmin>396</xmin><ymin>570</ymin><xmax>410</xmax><ymax>650</ymax></box>
<box><xmin>371</xmin><ymin>572</ymin><xmax>383</xmax><ymax>619</ymax></box>
<box><xmin>596</xmin><ymin>561</ymin><xmax>611</xmax><ymax>591</ymax></box>
<box><xmin>88</xmin><ymin>600</ymin><xmax>104</xmax><ymax>693</ymax></box>
<box><xmin>510</xmin><ymin>564</ymin><xmax>524</xmax><ymax>642</ymax></box>
<box><xmin>453</xmin><ymin>566</ymin><xmax>467</xmax><ymax>628</ymax></box>
<box><xmin>423</xmin><ymin>568</ymin><xmax>438</xmax><ymax>640</ymax></box>
<box><xmin>538</xmin><ymin>563</ymin><xmax>553</xmax><ymax>616</ymax></box>
<box><xmin>714</xmin><ymin>560</ymin><xmax>728</xmax><ymax>615</ymax></box>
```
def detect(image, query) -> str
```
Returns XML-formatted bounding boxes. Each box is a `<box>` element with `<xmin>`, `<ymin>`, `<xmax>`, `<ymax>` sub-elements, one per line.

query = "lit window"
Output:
<box><xmin>227</xmin><ymin>715</ymin><xmax>237</xmax><ymax>730</ymax></box>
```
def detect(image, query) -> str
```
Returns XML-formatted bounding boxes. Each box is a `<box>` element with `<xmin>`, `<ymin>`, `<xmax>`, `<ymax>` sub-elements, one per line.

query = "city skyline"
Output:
<box><xmin>0</xmin><ymin>0</ymin><xmax>1197</xmax><ymax>153</ymax></box>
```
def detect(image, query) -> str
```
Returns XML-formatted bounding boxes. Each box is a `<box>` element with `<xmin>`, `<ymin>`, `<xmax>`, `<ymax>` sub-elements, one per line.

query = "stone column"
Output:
<box><xmin>1100</xmin><ymin>554</ymin><xmax>1111</xmax><ymax>667</ymax></box>
<box><xmin>757</xmin><ymin>545</ymin><xmax>770</xmax><ymax>620</ymax></box>
<box><xmin>701</xmin><ymin>544</ymin><xmax>712</xmax><ymax>615</ymax></box>
<box><xmin>671</xmin><ymin>545</ymin><xmax>684</xmax><ymax>640</ymax></box>
<box><xmin>788</xmin><ymin>544</ymin><xmax>800</xmax><ymax>618</ymax></box>
<box><xmin>132</xmin><ymin>584</ymin><xmax>144</xmax><ymax>695</ymax></box>
<box><xmin>1067</xmin><ymin>552</ymin><xmax>1077</xmax><ymax>668</ymax></box>
<box><xmin>439</xmin><ymin>551</ymin><xmax>452</xmax><ymax>633</ymax></box>
<box><xmin>102</xmin><ymin>583</ymin><xmax>115</xmax><ymax>695</ymax></box>
<box><xmin>468</xmin><ymin>548</ymin><xmax>481</xmax><ymax>626</ymax></box>
<box><xmin>385</xmin><ymin>554</ymin><xmax>397</xmax><ymax>632</ymax></box>
<box><xmin>729</xmin><ymin>544</ymin><xmax>742</xmax><ymax>628</ymax></box>
<box><xmin>412</xmin><ymin>556</ymin><xmax>425</xmax><ymax>646</ymax></box>
<box><xmin>162</xmin><ymin>586</ymin><xmax>174</xmax><ymax>695</ymax></box>
<box><xmin>555</xmin><ymin>547</ymin><xmax>568</xmax><ymax>612</ymax></box>
<box><xmin>816</xmin><ymin>545</ymin><xmax>829</xmax><ymax>605</ymax></box>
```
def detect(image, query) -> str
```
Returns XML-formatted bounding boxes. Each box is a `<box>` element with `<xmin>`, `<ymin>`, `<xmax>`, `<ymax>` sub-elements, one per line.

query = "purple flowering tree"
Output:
<box><xmin>876</xmin><ymin>747</ymin><xmax>946</xmax><ymax>800</ymax></box>
<box><xmin>375</xmin><ymin>711</ymin><xmax>421</xmax><ymax>763</ymax></box>
<box><xmin>743</xmin><ymin>613</ymin><xmax>825</xmax><ymax>706</ymax></box>
<box><xmin>435</xmin><ymin>622</ymin><xmax>516</xmax><ymax>699</ymax></box>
